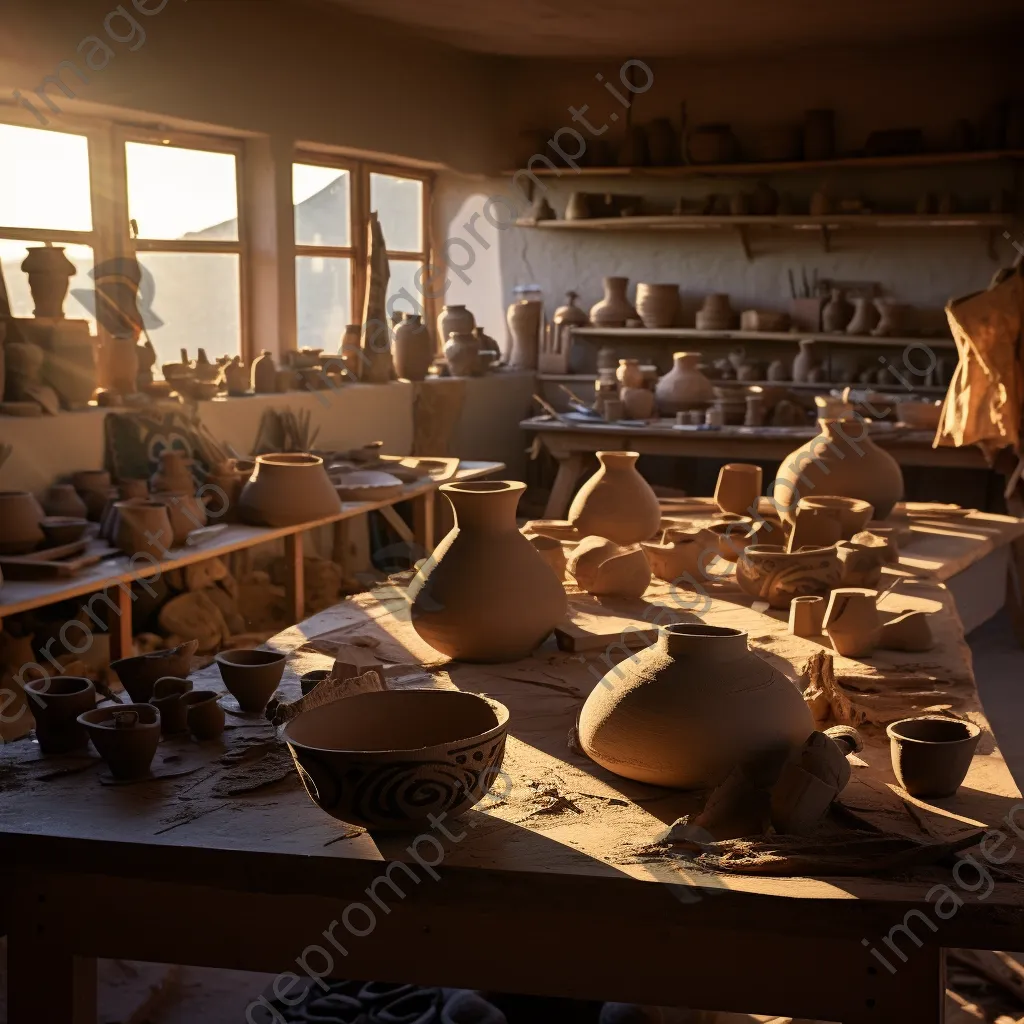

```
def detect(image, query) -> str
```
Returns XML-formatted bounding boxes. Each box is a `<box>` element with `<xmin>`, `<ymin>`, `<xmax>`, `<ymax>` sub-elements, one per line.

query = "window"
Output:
<box><xmin>371</xmin><ymin>171</ymin><xmax>428</xmax><ymax>322</ymax></box>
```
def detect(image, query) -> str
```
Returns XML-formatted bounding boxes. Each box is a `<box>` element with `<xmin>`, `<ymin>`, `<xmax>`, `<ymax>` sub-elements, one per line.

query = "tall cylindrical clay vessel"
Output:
<box><xmin>578</xmin><ymin>624</ymin><xmax>814</xmax><ymax>788</ymax></box>
<box><xmin>392</xmin><ymin>314</ymin><xmax>433</xmax><ymax>381</ymax></box>
<box><xmin>568</xmin><ymin>451</ymin><xmax>661</xmax><ymax>545</ymax></box>
<box><xmin>506</xmin><ymin>299</ymin><xmax>542</xmax><ymax>370</ymax></box>
<box><xmin>408</xmin><ymin>481</ymin><xmax>567</xmax><ymax>662</ymax></box>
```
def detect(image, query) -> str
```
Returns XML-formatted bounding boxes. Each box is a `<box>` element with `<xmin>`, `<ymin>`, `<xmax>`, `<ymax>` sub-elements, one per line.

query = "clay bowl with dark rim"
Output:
<box><xmin>180</xmin><ymin>690</ymin><xmax>226</xmax><ymax>740</ymax></box>
<box><xmin>215</xmin><ymin>649</ymin><xmax>287</xmax><ymax>713</ymax></box>
<box><xmin>40</xmin><ymin>516</ymin><xmax>90</xmax><ymax>546</ymax></box>
<box><xmin>24</xmin><ymin>676</ymin><xmax>97</xmax><ymax>754</ymax></box>
<box><xmin>283</xmin><ymin>689</ymin><xmax>509</xmax><ymax>831</ymax></box>
<box><xmin>110</xmin><ymin>639</ymin><xmax>198</xmax><ymax>703</ymax></box>
<box><xmin>78</xmin><ymin>703</ymin><xmax>161</xmax><ymax>779</ymax></box>
<box><xmin>886</xmin><ymin>716</ymin><xmax>981</xmax><ymax>798</ymax></box>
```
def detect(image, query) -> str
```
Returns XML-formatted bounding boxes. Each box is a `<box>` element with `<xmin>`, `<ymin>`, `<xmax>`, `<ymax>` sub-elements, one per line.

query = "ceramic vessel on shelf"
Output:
<box><xmin>736</xmin><ymin>544</ymin><xmax>843</xmax><ymax>609</ymax></box>
<box><xmin>221</xmin><ymin>356</ymin><xmax>248</xmax><ymax>396</ymax></box>
<box><xmin>655</xmin><ymin>352</ymin><xmax>714</xmax><ymax>415</ymax></box>
<box><xmin>284</xmin><ymin>689</ymin><xmax>509</xmax><ymax>830</ymax></box>
<box><xmin>180</xmin><ymin>690</ymin><xmax>226</xmax><ymax>740</ymax></box>
<box><xmin>565</xmin><ymin>192</ymin><xmax>591</xmax><ymax>220</ymax></box>
<box><xmin>773</xmin><ymin>418</ymin><xmax>904</xmax><ymax>524</ymax></box>
<box><xmin>887</xmin><ymin>716</ymin><xmax>980</xmax><ymax>798</ymax></box>
<box><xmin>791</xmin><ymin>339</ymin><xmax>818</xmax><ymax>383</ymax></box>
<box><xmin>567</xmin><ymin>451</ymin><xmax>661</xmax><ymax>545</ymax></box>
<box><xmin>437</xmin><ymin>304</ymin><xmax>475</xmax><ymax>345</ymax></box>
<box><xmin>567</xmin><ymin>536</ymin><xmax>651</xmax><ymax>598</ymax></box>
<box><xmin>40</xmin><ymin>516</ymin><xmax>88</xmax><ymax>546</ymax></box>
<box><xmin>822</xmin><ymin>588</ymin><xmax>881</xmax><ymax>657</ymax></box>
<box><xmin>714</xmin><ymin>463</ymin><xmax>762</xmax><ymax>517</ymax></box>
<box><xmin>788</xmin><ymin>595</ymin><xmax>825</xmax><ymax>637</ymax></box>
<box><xmin>22</xmin><ymin>245</ymin><xmax>76</xmax><ymax>317</ymax></box>
<box><xmin>822</xmin><ymin>289</ymin><xmax>854</xmax><ymax>333</ymax></box>
<box><xmin>553</xmin><ymin>291</ymin><xmax>588</xmax><ymax>330</ymax></box>
<box><xmin>150</xmin><ymin>451</ymin><xmax>193</xmax><ymax>494</ymax></box>
<box><xmin>24</xmin><ymin>676</ymin><xmax>96</xmax><ymax>754</ymax></box>
<box><xmin>578</xmin><ymin>624</ymin><xmax>814</xmax><ymax>788</ymax></box>
<box><xmin>109</xmin><ymin>639</ymin><xmax>198</xmax><ymax>704</ymax></box>
<box><xmin>872</xmin><ymin>300</ymin><xmax>912</xmax><ymax>337</ymax></box>
<box><xmin>151</xmin><ymin>491</ymin><xmax>209</xmax><ymax>545</ymax></box>
<box><xmin>472</xmin><ymin>327</ymin><xmax>500</xmax><ymax>372</ymax></box>
<box><xmin>846</xmin><ymin>297</ymin><xmax>880</xmax><ymax>335</ymax></box>
<box><xmin>620</xmin><ymin>386</ymin><xmax>655</xmax><ymax>420</ymax></box>
<box><xmin>616</xmin><ymin>358</ymin><xmax>644</xmax><ymax>389</ymax></box>
<box><xmin>589</xmin><ymin>277</ymin><xmax>637</xmax><ymax>327</ymax></box>
<box><xmin>635</xmin><ymin>283</ymin><xmax>680</xmax><ymax>329</ymax></box>
<box><xmin>687</xmin><ymin>124</ymin><xmax>740</xmax><ymax>164</ymax></box>
<box><xmin>695</xmin><ymin>293</ymin><xmax>737</xmax><ymax>331</ymax></box>
<box><xmin>78</xmin><ymin>704</ymin><xmax>161</xmax><ymax>780</ymax></box>
<box><xmin>506</xmin><ymin>299</ymin><xmax>542</xmax><ymax>370</ymax></box>
<box><xmin>444</xmin><ymin>331</ymin><xmax>479</xmax><ymax>377</ymax></box>
<box><xmin>0</xmin><ymin>491</ymin><xmax>46</xmax><ymax>554</ymax></box>
<box><xmin>215</xmin><ymin>648</ymin><xmax>287</xmax><ymax>712</ymax></box>
<box><xmin>71</xmin><ymin>468</ymin><xmax>113</xmax><ymax>519</ymax></box>
<box><xmin>392</xmin><ymin>314</ymin><xmax>432</xmax><ymax>381</ymax></box>
<box><xmin>408</xmin><ymin>481</ymin><xmax>568</xmax><ymax>663</ymax></box>
<box><xmin>115</xmin><ymin>499</ymin><xmax>174</xmax><ymax>558</ymax></box>
<box><xmin>238</xmin><ymin>453</ymin><xmax>341</xmax><ymax>527</ymax></box>
<box><xmin>796</xmin><ymin>496</ymin><xmax>873</xmax><ymax>539</ymax></box>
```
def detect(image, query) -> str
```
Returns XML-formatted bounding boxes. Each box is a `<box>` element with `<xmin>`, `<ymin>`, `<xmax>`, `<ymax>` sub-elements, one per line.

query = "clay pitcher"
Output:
<box><xmin>506</xmin><ymin>299</ymin><xmax>542</xmax><ymax>370</ymax></box>
<box><xmin>568</xmin><ymin>451</ymin><xmax>661</xmax><ymax>545</ymax></box>
<box><xmin>392</xmin><ymin>314</ymin><xmax>433</xmax><ymax>381</ymax></box>
<box><xmin>408</xmin><ymin>480</ymin><xmax>568</xmax><ymax>662</ymax></box>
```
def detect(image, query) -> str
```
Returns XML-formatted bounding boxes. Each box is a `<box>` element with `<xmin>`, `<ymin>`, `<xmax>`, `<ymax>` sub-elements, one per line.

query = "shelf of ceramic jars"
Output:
<box><xmin>569</xmin><ymin>326</ymin><xmax>956</xmax><ymax>350</ymax></box>
<box><xmin>538</xmin><ymin>372</ymin><xmax>947</xmax><ymax>395</ymax></box>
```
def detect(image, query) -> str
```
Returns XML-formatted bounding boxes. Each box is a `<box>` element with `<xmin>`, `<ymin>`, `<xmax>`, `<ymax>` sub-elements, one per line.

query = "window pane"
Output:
<box><xmin>294</xmin><ymin>164</ymin><xmax>350</xmax><ymax>247</ymax></box>
<box><xmin>126</xmin><ymin>142</ymin><xmax>238</xmax><ymax>241</ymax></box>
<box><xmin>0</xmin><ymin>124</ymin><xmax>92</xmax><ymax>231</ymax></box>
<box><xmin>386</xmin><ymin>260</ymin><xmax>426</xmax><ymax>320</ymax></box>
<box><xmin>297</xmin><ymin>255</ymin><xmax>351</xmax><ymax>351</ymax></box>
<box><xmin>371</xmin><ymin>173</ymin><xmax>422</xmax><ymax>252</ymax></box>
<box><xmin>137</xmin><ymin>252</ymin><xmax>240</xmax><ymax>367</ymax></box>
<box><xmin>0</xmin><ymin>240</ymin><xmax>95</xmax><ymax>326</ymax></box>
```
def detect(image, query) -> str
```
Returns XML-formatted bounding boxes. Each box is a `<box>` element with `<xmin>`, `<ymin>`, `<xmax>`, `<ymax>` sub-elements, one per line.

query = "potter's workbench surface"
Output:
<box><xmin>2</xmin><ymin>504</ymin><xmax>1024</xmax><ymax>1023</ymax></box>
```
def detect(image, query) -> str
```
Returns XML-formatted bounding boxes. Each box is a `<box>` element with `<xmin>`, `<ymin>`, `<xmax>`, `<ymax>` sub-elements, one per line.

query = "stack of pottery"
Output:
<box><xmin>695</xmin><ymin>294</ymin><xmax>737</xmax><ymax>331</ymax></box>
<box><xmin>590</xmin><ymin>277</ymin><xmax>638</xmax><ymax>327</ymax></box>
<box><xmin>392</xmin><ymin>314</ymin><xmax>433</xmax><ymax>381</ymax></box>
<box><xmin>567</xmin><ymin>451</ymin><xmax>661</xmax><ymax>545</ymax></box>
<box><xmin>635</xmin><ymin>284</ymin><xmax>680</xmax><ymax>329</ymax></box>
<box><xmin>506</xmin><ymin>299</ymin><xmax>542</xmax><ymax>370</ymax></box>
<box><xmin>0</xmin><ymin>492</ymin><xmax>46</xmax><ymax>554</ymax></box>
<box><xmin>437</xmin><ymin>304</ymin><xmax>475</xmax><ymax>346</ymax></box>
<box><xmin>238</xmin><ymin>453</ymin><xmax>341</xmax><ymax>527</ymax></box>
<box><xmin>655</xmin><ymin>353</ymin><xmax>714</xmax><ymax>416</ymax></box>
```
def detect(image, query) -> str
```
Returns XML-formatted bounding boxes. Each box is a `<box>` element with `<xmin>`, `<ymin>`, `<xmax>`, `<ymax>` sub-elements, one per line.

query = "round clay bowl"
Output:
<box><xmin>24</xmin><ymin>676</ymin><xmax>97</xmax><ymax>754</ymax></box>
<box><xmin>283</xmin><ymin>689</ymin><xmax>509</xmax><ymax>831</ymax></box>
<box><xmin>40</xmin><ymin>516</ymin><xmax>90</xmax><ymax>546</ymax></box>
<box><xmin>886</xmin><ymin>716</ymin><xmax>981</xmax><ymax>798</ymax></box>
<box><xmin>215</xmin><ymin>649</ymin><xmax>287</xmax><ymax>713</ymax></box>
<box><xmin>110</xmin><ymin>640</ymin><xmax>198</xmax><ymax>703</ymax></box>
<box><xmin>78</xmin><ymin>703</ymin><xmax>161</xmax><ymax>779</ymax></box>
<box><xmin>180</xmin><ymin>690</ymin><xmax>226</xmax><ymax>740</ymax></box>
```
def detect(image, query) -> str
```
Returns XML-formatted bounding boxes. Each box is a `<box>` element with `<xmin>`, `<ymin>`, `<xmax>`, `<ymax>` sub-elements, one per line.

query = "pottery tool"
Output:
<box><xmin>556</xmin><ymin>383</ymin><xmax>602</xmax><ymax>418</ymax></box>
<box><xmin>532</xmin><ymin>393</ymin><xmax>570</xmax><ymax>423</ymax></box>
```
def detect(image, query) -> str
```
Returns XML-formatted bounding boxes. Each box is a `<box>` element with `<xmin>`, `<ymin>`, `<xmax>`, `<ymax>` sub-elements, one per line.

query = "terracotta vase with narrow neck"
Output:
<box><xmin>589</xmin><ymin>277</ymin><xmax>637</xmax><ymax>327</ymax></box>
<box><xmin>579</xmin><ymin>624</ymin><xmax>814</xmax><ymax>788</ymax></box>
<box><xmin>655</xmin><ymin>352</ymin><xmax>714</xmax><ymax>415</ymax></box>
<box><xmin>567</xmin><ymin>451</ymin><xmax>661</xmax><ymax>545</ymax></box>
<box><xmin>408</xmin><ymin>481</ymin><xmax>567</xmax><ymax>662</ymax></box>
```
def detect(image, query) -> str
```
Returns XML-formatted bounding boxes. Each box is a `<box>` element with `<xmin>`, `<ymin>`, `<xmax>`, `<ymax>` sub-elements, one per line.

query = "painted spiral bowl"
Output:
<box><xmin>283</xmin><ymin>689</ymin><xmax>509</xmax><ymax>830</ymax></box>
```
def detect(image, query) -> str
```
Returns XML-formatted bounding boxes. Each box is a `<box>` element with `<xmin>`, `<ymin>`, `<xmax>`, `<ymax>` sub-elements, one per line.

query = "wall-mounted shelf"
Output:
<box><xmin>541</xmin><ymin>373</ymin><xmax>948</xmax><ymax>396</ymax></box>
<box><xmin>570</xmin><ymin>326</ymin><xmax>957</xmax><ymax>350</ymax></box>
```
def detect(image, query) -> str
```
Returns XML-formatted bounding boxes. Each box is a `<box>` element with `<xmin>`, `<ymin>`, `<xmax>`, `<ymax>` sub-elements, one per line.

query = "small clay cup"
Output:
<box><xmin>78</xmin><ymin>703</ymin><xmax>161</xmax><ymax>779</ymax></box>
<box><xmin>24</xmin><ymin>676</ymin><xmax>96</xmax><ymax>754</ymax></box>
<box><xmin>215</xmin><ymin>649</ymin><xmax>287</xmax><ymax>712</ymax></box>
<box><xmin>40</xmin><ymin>516</ymin><xmax>90</xmax><ymax>546</ymax></box>
<box><xmin>150</xmin><ymin>676</ymin><xmax>193</xmax><ymax>735</ymax></box>
<box><xmin>886</xmin><ymin>716</ymin><xmax>981</xmax><ymax>798</ymax></box>
<box><xmin>788</xmin><ymin>595</ymin><xmax>825</xmax><ymax>637</ymax></box>
<box><xmin>180</xmin><ymin>690</ymin><xmax>226</xmax><ymax>740</ymax></box>
<box><xmin>300</xmin><ymin>669</ymin><xmax>332</xmax><ymax>696</ymax></box>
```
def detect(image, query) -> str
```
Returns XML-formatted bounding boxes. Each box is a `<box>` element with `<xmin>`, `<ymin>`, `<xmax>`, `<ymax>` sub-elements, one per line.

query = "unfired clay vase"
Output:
<box><xmin>437</xmin><ymin>305</ymin><xmax>475</xmax><ymax>345</ymax></box>
<box><xmin>773</xmin><ymin>419</ymin><xmax>904</xmax><ymax>524</ymax></box>
<box><xmin>788</xmin><ymin>595</ymin><xmax>825</xmax><ymax>637</ymax></box>
<box><xmin>736</xmin><ymin>544</ymin><xmax>843</xmax><ymax>609</ymax></box>
<box><xmin>887</xmin><ymin>716</ymin><xmax>980</xmax><ymax>798</ymax></box>
<box><xmin>823</xmin><ymin>588</ymin><xmax>881</xmax><ymax>657</ymax></box>
<box><xmin>567</xmin><ymin>536</ymin><xmax>651</xmax><ymax>598</ymax></box>
<box><xmin>78</xmin><ymin>703</ymin><xmax>161</xmax><ymax>779</ymax></box>
<box><xmin>880</xmin><ymin>610</ymin><xmax>934</xmax><ymax>652</ymax></box>
<box><xmin>251</xmin><ymin>350</ymin><xmax>277</xmax><ymax>393</ymax></box>
<box><xmin>22</xmin><ymin>245</ymin><xmax>75</xmax><ymax>317</ymax></box>
<box><xmin>215</xmin><ymin>648</ymin><xmax>287</xmax><ymax>712</ymax></box>
<box><xmin>408</xmin><ymin>481</ymin><xmax>568</xmax><ymax>663</ymax></box>
<box><xmin>797</xmin><ymin>495</ymin><xmax>874</xmax><ymax>539</ymax></box>
<box><xmin>714</xmin><ymin>463</ymin><xmax>762</xmax><ymax>516</ymax></box>
<box><xmin>641</xmin><ymin>529</ymin><xmax>705</xmax><ymax>583</ymax></box>
<box><xmin>589</xmin><ymin>277</ymin><xmax>638</xmax><ymax>327</ymax></box>
<box><xmin>506</xmin><ymin>299</ymin><xmax>542</xmax><ymax>370</ymax></box>
<box><xmin>284</xmin><ymin>689</ymin><xmax>508</xmax><ymax>829</ymax></box>
<box><xmin>578</xmin><ymin>624</ymin><xmax>814</xmax><ymax>788</ymax></box>
<box><xmin>41</xmin><ymin>484</ymin><xmax>88</xmax><ymax>519</ymax></box>
<box><xmin>392</xmin><ymin>314</ymin><xmax>432</xmax><ymax>381</ymax></box>
<box><xmin>567</xmin><ymin>451</ymin><xmax>661</xmax><ymax>545</ymax></box>
<box><xmin>0</xmin><ymin>491</ymin><xmax>45</xmax><ymax>554</ymax></box>
<box><xmin>635</xmin><ymin>283</ymin><xmax>680</xmax><ymax>328</ymax></box>
<box><xmin>115</xmin><ymin>500</ymin><xmax>174</xmax><ymax>559</ymax></box>
<box><xmin>24</xmin><ymin>676</ymin><xmax>96</xmax><ymax>754</ymax></box>
<box><xmin>152</xmin><ymin>491</ymin><xmax>208</xmax><ymax>545</ymax></box>
<box><xmin>444</xmin><ymin>331</ymin><xmax>479</xmax><ymax>377</ymax></box>
<box><xmin>655</xmin><ymin>352</ymin><xmax>714</xmax><ymax>415</ymax></box>
<box><xmin>238</xmin><ymin>453</ymin><xmax>341</xmax><ymax>527</ymax></box>
<box><xmin>150</xmin><ymin>451</ymin><xmax>193</xmax><ymax>494</ymax></box>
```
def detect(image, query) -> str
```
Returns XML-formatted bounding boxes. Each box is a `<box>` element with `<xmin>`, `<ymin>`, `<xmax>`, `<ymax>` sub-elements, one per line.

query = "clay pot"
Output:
<box><xmin>215</xmin><ymin>648</ymin><xmax>287</xmax><ymax>712</ymax></box>
<box><xmin>283</xmin><ymin>689</ymin><xmax>509</xmax><ymax>830</ymax></box>
<box><xmin>579</xmin><ymin>624</ymin><xmax>814</xmax><ymax>788</ymax></box>
<box><xmin>238</xmin><ymin>453</ymin><xmax>341</xmax><ymax>527</ymax></box>
<box><xmin>24</xmin><ymin>676</ymin><xmax>96</xmax><ymax>754</ymax></box>
<box><xmin>392</xmin><ymin>314</ymin><xmax>433</xmax><ymax>381</ymax></box>
<box><xmin>40</xmin><ymin>516</ymin><xmax>89</xmax><ymax>546</ymax></box>
<box><xmin>150</xmin><ymin>676</ymin><xmax>193</xmax><ymax>735</ymax></box>
<box><xmin>22</xmin><ymin>245</ymin><xmax>76</xmax><ymax>317</ymax></box>
<box><xmin>695</xmin><ymin>293</ymin><xmax>737</xmax><ymax>331</ymax></box>
<box><xmin>823</xmin><ymin>588</ymin><xmax>881</xmax><ymax>657</ymax></box>
<box><xmin>787</xmin><ymin>505</ymin><xmax>843</xmax><ymax>552</ymax></box>
<box><xmin>251</xmin><ymin>350</ymin><xmax>277</xmax><ymax>393</ymax></box>
<box><xmin>616</xmin><ymin>358</ymin><xmax>644</xmax><ymax>389</ymax></box>
<box><xmin>886</xmin><ymin>716</ymin><xmax>980</xmax><ymax>798</ymax></box>
<box><xmin>620</xmin><ymin>386</ymin><xmax>656</xmax><ymax>420</ymax></box>
<box><xmin>736</xmin><ymin>544</ymin><xmax>843</xmax><ymax>609</ymax></box>
<box><xmin>635</xmin><ymin>283</ymin><xmax>680</xmax><ymax>329</ymax></box>
<box><xmin>702</xmin><ymin>520</ymin><xmax>755</xmax><ymax>562</ymax></box>
<box><xmin>568</xmin><ymin>451</ymin><xmax>661</xmax><ymax>545</ymax></box>
<box><xmin>506</xmin><ymin>299</ymin><xmax>542</xmax><ymax>370</ymax></box>
<box><xmin>567</xmin><ymin>536</ymin><xmax>651</xmax><ymax>598</ymax></box>
<box><xmin>115</xmin><ymin>499</ymin><xmax>174</xmax><ymax>559</ymax></box>
<box><xmin>72</xmin><ymin>469</ymin><xmax>113</xmax><ymax>519</ymax></box>
<box><xmin>714</xmin><ymin>463</ymin><xmax>762</xmax><ymax>517</ymax></box>
<box><xmin>528</xmin><ymin>535</ymin><xmax>567</xmax><ymax>581</ymax></box>
<box><xmin>41</xmin><ymin>484</ymin><xmax>88</xmax><ymax>519</ymax></box>
<box><xmin>880</xmin><ymin>610</ymin><xmax>934</xmax><ymax>652</ymax></box>
<box><xmin>641</xmin><ymin>528</ymin><xmax>705</xmax><ymax>583</ymax></box>
<box><xmin>0</xmin><ymin>491</ymin><xmax>46</xmax><ymax>554</ymax></box>
<box><xmin>409</xmin><ymin>481</ymin><xmax>567</xmax><ymax>662</ymax></box>
<box><xmin>822</xmin><ymin>289</ymin><xmax>854</xmax><ymax>333</ymax></box>
<box><xmin>590</xmin><ymin>277</ymin><xmax>638</xmax><ymax>327</ymax></box>
<box><xmin>797</xmin><ymin>496</ymin><xmax>873</xmax><ymax>539</ymax></box>
<box><xmin>180</xmin><ymin>689</ymin><xmax>225</xmax><ymax>740</ymax></box>
<box><xmin>437</xmin><ymin>305</ymin><xmax>475</xmax><ymax>345</ymax></box>
<box><xmin>222</xmin><ymin>356</ymin><xmax>249</xmax><ymax>396</ymax></box>
<box><xmin>791</xmin><ymin>339</ymin><xmax>818</xmax><ymax>383</ymax></box>
<box><xmin>655</xmin><ymin>353</ymin><xmax>714</xmax><ymax>415</ymax></box>
<box><xmin>773</xmin><ymin>419</ymin><xmax>904</xmax><ymax>524</ymax></box>
<box><xmin>110</xmin><ymin>640</ymin><xmax>198</xmax><ymax>703</ymax></box>
<box><xmin>151</xmin><ymin>491</ymin><xmax>208</xmax><ymax>545</ymax></box>
<box><xmin>846</xmin><ymin>297</ymin><xmax>880</xmax><ymax>336</ymax></box>
<box><xmin>788</xmin><ymin>595</ymin><xmax>825</xmax><ymax>637</ymax></box>
<box><xmin>78</xmin><ymin>703</ymin><xmax>161</xmax><ymax>779</ymax></box>
<box><xmin>553</xmin><ymin>291</ymin><xmax>589</xmax><ymax>329</ymax></box>
<box><xmin>150</xmin><ymin>451</ymin><xmax>193</xmax><ymax>494</ymax></box>
<box><xmin>444</xmin><ymin>331</ymin><xmax>480</xmax><ymax>377</ymax></box>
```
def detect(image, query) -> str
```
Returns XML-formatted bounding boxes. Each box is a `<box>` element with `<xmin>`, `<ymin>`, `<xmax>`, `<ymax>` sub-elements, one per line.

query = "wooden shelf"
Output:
<box><xmin>540</xmin><ymin>373</ymin><xmax>947</xmax><ymax>395</ymax></box>
<box><xmin>518</xmin><ymin>213</ymin><xmax>1009</xmax><ymax>231</ymax></box>
<box><xmin>569</xmin><ymin>326</ymin><xmax>957</xmax><ymax>350</ymax></box>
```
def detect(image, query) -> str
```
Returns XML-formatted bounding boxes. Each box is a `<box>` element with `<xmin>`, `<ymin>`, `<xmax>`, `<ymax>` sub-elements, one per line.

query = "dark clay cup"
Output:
<box><xmin>150</xmin><ymin>676</ymin><xmax>193</xmax><ymax>735</ymax></box>
<box><xmin>180</xmin><ymin>690</ymin><xmax>226</xmax><ymax>740</ymax></box>
<box><xmin>215</xmin><ymin>649</ymin><xmax>287</xmax><ymax>713</ymax></box>
<box><xmin>78</xmin><ymin>703</ymin><xmax>161</xmax><ymax>779</ymax></box>
<box><xmin>887</xmin><ymin>716</ymin><xmax>981</xmax><ymax>798</ymax></box>
<box><xmin>24</xmin><ymin>676</ymin><xmax>96</xmax><ymax>754</ymax></box>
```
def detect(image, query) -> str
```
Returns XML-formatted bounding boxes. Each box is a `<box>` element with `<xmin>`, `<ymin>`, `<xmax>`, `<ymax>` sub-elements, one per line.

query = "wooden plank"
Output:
<box><xmin>109</xmin><ymin>584</ymin><xmax>133</xmax><ymax>661</ymax></box>
<box><xmin>413</xmin><ymin>490</ymin><xmax>436</xmax><ymax>554</ymax></box>
<box><xmin>519</xmin><ymin>213</ymin><xmax>1009</xmax><ymax>231</ymax></box>
<box><xmin>284</xmin><ymin>533</ymin><xmax>304</xmax><ymax>624</ymax></box>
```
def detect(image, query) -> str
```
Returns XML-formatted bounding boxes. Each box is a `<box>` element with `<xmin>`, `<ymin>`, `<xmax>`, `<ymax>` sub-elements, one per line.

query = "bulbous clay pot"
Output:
<box><xmin>822</xmin><ymin>288</ymin><xmax>853</xmax><ymax>332</ymax></box>
<box><xmin>579</xmin><ymin>624</ymin><xmax>814</xmax><ymax>788</ymax></box>
<box><xmin>506</xmin><ymin>299</ymin><xmax>542</xmax><ymax>370</ymax></box>
<box><xmin>392</xmin><ymin>314</ymin><xmax>433</xmax><ymax>381</ymax></box>
<box><xmin>0</xmin><ymin>491</ymin><xmax>46</xmax><ymax>553</ymax></box>
<box><xmin>589</xmin><ymin>277</ymin><xmax>638</xmax><ymax>327</ymax></box>
<box><xmin>791</xmin><ymin>339</ymin><xmax>818</xmax><ymax>383</ymax></box>
<box><xmin>152</xmin><ymin>491</ymin><xmax>208</xmax><ymax>545</ymax></box>
<box><xmin>41</xmin><ymin>484</ymin><xmax>88</xmax><ymax>519</ymax></box>
<box><xmin>24</xmin><ymin>676</ymin><xmax>96</xmax><ymax>754</ymax></box>
<box><xmin>567</xmin><ymin>536</ymin><xmax>651</xmax><ymax>598</ymax></box>
<box><xmin>408</xmin><ymin>480</ymin><xmax>568</xmax><ymax>662</ymax></box>
<box><xmin>620</xmin><ymin>386</ymin><xmax>656</xmax><ymax>420</ymax></box>
<box><xmin>655</xmin><ymin>352</ymin><xmax>714</xmax><ymax>415</ymax></box>
<box><xmin>736</xmin><ymin>544</ymin><xmax>843</xmax><ymax>609</ymax></box>
<box><xmin>150</xmin><ymin>451</ymin><xmax>193</xmax><ymax>494</ymax></box>
<box><xmin>437</xmin><ymin>305</ymin><xmax>475</xmax><ymax>345</ymax></box>
<box><xmin>887</xmin><ymin>716</ymin><xmax>980</xmax><ymax>798</ymax></box>
<box><xmin>215</xmin><ymin>648</ymin><xmax>287</xmax><ymax>713</ymax></box>
<box><xmin>22</xmin><ymin>245</ymin><xmax>75</xmax><ymax>317</ymax></box>
<box><xmin>238</xmin><ymin>453</ymin><xmax>341</xmax><ymax>527</ymax></box>
<box><xmin>444</xmin><ymin>331</ymin><xmax>479</xmax><ymax>377</ymax></box>
<box><xmin>714</xmin><ymin>463</ymin><xmax>762</xmax><ymax>517</ymax></box>
<box><xmin>773</xmin><ymin>418</ymin><xmax>904</xmax><ymax>524</ymax></box>
<box><xmin>78</xmin><ymin>703</ymin><xmax>161</xmax><ymax>779</ymax></box>
<box><xmin>251</xmin><ymin>350</ymin><xmax>277</xmax><ymax>393</ymax></box>
<box><xmin>114</xmin><ymin>499</ymin><xmax>174</xmax><ymax>559</ymax></box>
<box><xmin>568</xmin><ymin>451</ymin><xmax>661</xmax><ymax>545</ymax></box>
<box><xmin>823</xmin><ymin>587</ymin><xmax>881</xmax><ymax>657</ymax></box>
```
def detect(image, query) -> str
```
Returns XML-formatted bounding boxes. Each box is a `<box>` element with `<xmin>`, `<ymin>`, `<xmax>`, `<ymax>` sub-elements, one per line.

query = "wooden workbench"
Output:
<box><xmin>2</xmin><ymin>505</ymin><xmax>1023</xmax><ymax>1023</ymax></box>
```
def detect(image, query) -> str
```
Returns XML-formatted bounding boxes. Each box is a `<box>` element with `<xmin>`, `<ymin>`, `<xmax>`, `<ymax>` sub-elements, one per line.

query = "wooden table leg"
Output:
<box><xmin>544</xmin><ymin>452</ymin><xmax>585</xmax><ymax>519</ymax></box>
<box><xmin>284</xmin><ymin>533</ymin><xmax>305</xmax><ymax>624</ymax></box>
<box><xmin>7</xmin><ymin>917</ymin><xmax>97</xmax><ymax>1024</ymax></box>
<box><xmin>109</xmin><ymin>584</ymin><xmax>133</xmax><ymax>661</ymax></box>
<box><xmin>414</xmin><ymin>491</ymin><xmax>436</xmax><ymax>555</ymax></box>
